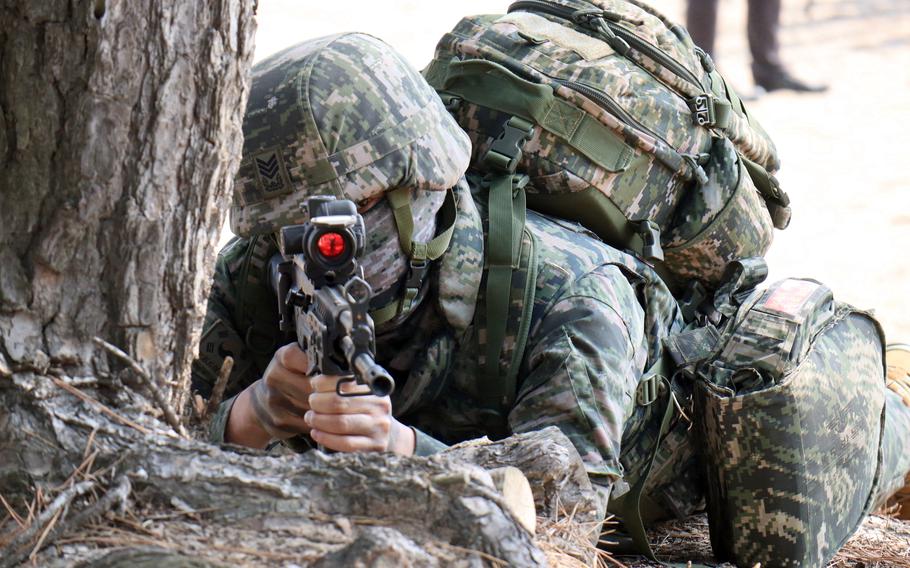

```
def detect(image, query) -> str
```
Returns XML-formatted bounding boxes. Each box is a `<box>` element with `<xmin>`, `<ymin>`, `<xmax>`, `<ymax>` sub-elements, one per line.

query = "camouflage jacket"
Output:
<box><xmin>192</xmin><ymin>179</ymin><xmax>687</xmax><ymax>502</ymax></box>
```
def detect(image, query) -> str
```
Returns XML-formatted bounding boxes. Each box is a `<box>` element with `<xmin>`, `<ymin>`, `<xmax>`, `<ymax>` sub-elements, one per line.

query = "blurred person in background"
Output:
<box><xmin>687</xmin><ymin>0</ymin><xmax>828</xmax><ymax>93</ymax></box>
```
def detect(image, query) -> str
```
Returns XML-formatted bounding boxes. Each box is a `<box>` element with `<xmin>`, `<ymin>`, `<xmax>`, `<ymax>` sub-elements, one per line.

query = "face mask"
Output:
<box><xmin>358</xmin><ymin>189</ymin><xmax>445</xmax><ymax>297</ymax></box>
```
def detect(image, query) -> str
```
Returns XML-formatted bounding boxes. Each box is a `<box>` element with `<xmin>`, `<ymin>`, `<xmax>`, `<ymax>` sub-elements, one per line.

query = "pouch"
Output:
<box><xmin>663</xmin><ymin>138</ymin><xmax>774</xmax><ymax>286</ymax></box>
<box><xmin>695</xmin><ymin>278</ymin><xmax>887</xmax><ymax>567</ymax></box>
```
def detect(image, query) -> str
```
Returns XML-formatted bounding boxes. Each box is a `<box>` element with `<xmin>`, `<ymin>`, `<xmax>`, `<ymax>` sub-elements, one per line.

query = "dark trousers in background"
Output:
<box><xmin>686</xmin><ymin>0</ymin><xmax>785</xmax><ymax>81</ymax></box>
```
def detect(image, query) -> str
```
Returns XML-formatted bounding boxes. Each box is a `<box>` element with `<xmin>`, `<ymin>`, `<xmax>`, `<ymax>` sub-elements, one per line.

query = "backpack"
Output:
<box><xmin>424</xmin><ymin>0</ymin><xmax>792</xmax><ymax>296</ymax></box>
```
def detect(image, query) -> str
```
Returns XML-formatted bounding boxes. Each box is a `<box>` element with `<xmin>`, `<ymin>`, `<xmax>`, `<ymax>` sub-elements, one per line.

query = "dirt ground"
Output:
<box><xmin>250</xmin><ymin>0</ymin><xmax>910</xmax><ymax>340</ymax></box>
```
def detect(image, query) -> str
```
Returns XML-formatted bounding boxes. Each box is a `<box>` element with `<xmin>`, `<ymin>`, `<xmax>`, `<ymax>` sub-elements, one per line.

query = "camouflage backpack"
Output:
<box><xmin>424</xmin><ymin>0</ymin><xmax>791</xmax><ymax>298</ymax></box>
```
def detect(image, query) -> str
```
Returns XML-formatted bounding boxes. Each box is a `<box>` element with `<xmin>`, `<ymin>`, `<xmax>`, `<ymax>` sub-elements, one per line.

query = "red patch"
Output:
<box><xmin>762</xmin><ymin>280</ymin><xmax>819</xmax><ymax>316</ymax></box>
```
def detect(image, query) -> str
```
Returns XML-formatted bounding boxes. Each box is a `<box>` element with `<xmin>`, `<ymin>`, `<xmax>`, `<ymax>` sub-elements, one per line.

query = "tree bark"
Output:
<box><xmin>2</xmin><ymin>373</ymin><xmax>558</xmax><ymax>566</ymax></box>
<box><xmin>0</xmin><ymin>0</ymin><xmax>254</xmax><ymax>413</ymax></box>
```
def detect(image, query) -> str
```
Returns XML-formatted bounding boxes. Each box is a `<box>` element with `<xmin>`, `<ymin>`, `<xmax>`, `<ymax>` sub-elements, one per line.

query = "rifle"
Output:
<box><xmin>271</xmin><ymin>196</ymin><xmax>394</xmax><ymax>398</ymax></box>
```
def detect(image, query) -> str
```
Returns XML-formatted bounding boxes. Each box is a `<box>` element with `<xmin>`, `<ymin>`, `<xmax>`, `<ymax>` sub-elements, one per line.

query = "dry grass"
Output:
<box><xmin>533</xmin><ymin>507</ymin><xmax>910</xmax><ymax>568</ymax></box>
<box><xmin>536</xmin><ymin>511</ymin><xmax>619</xmax><ymax>568</ymax></box>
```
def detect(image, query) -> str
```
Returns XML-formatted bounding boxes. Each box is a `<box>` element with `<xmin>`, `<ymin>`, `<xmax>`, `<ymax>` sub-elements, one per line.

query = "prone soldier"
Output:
<box><xmin>191</xmin><ymin>32</ymin><xmax>910</xmax><ymax>561</ymax></box>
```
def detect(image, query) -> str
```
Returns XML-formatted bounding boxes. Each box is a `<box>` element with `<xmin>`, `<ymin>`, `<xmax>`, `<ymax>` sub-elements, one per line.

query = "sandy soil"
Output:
<box><xmin>249</xmin><ymin>0</ymin><xmax>910</xmax><ymax>338</ymax></box>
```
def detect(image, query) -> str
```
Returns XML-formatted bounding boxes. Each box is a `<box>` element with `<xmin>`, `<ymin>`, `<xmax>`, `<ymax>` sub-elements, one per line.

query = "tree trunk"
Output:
<box><xmin>0</xmin><ymin>0</ymin><xmax>254</xmax><ymax>412</ymax></box>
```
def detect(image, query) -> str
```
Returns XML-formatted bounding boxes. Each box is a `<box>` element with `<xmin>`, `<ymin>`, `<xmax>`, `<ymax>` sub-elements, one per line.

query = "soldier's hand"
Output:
<box><xmin>225</xmin><ymin>343</ymin><xmax>315</xmax><ymax>448</ymax></box>
<box><xmin>306</xmin><ymin>375</ymin><xmax>415</xmax><ymax>455</ymax></box>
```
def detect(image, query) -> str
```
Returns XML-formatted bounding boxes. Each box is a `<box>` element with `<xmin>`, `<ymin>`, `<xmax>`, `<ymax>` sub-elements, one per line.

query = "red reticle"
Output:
<box><xmin>317</xmin><ymin>232</ymin><xmax>346</xmax><ymax>258</ymax></box>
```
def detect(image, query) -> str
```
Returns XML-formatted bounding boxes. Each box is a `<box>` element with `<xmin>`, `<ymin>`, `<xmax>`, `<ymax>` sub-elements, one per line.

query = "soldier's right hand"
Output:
<box><xmin>225</xmin><ymin>343</ymin><xmax>315</xmax><ymax>448</ymax></box>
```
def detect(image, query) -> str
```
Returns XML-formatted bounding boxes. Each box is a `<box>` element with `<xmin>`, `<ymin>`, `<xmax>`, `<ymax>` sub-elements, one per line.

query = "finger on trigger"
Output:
<box><xmin>310</xmin><ymin>374</ymin><xmax>343</xmax><ymax>393</ymax></box>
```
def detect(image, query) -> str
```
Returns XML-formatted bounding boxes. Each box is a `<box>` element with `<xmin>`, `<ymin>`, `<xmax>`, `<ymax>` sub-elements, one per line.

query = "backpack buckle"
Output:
<box><xmin>636</xmin><ymin>373</ymin><xmax>662</xmax><ymax>406</ymax></box>
<box><xmin>634</xmin><ymin>220</ymin><xmax>664</xmax><ymax>262</ymax></box>
<box><xmin>689</xmin><ymin>94</ymin><xmax>714</xmax><ymax>127</ymax></box>
<box><xmin>482</xmin><ymin>116</ymin><xmax>535</xmax><ymax>174</ymax></box>
<box><xmin>689</xmin><ymin>94</ymin><xmax>732</xmax><ymax>131</ymax></box>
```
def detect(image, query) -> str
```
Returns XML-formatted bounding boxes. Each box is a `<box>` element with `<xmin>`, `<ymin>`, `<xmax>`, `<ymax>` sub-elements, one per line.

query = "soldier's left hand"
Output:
<box><xmin>306</xmin><ymin>375</ymin><xmax>415</xmax><ymax>455</ymax></box>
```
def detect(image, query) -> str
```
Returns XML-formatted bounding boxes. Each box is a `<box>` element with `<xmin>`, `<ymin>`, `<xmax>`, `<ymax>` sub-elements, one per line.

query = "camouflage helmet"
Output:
<box><xmin>231</xmin><ymin>32</ymin><xmax>471</xmax><ymax>236</ymax></box>
<box><xmin>232</xmin><ymin>33</ymin><xmax>471</xmax><ymax>322</ymax></box>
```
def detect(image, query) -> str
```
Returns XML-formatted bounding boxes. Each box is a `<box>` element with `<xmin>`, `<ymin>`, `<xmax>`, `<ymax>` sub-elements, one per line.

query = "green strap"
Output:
<box><xmin>370</xmin><ymin>187</ymin><xmax>458</xmax><ymax>326</ymax></box>
<box><xmin>387</xmin><ymin>186</ymin><xmax>457</xmax><ymax>262</ymax></box>
<box><xmin>613</xmin><ymin>374</ymin><xmax>677</xmax><ymax>563</ymax></box>
<box><xmin>505</xmin><ymin>228</ymin><xmax>538</xmax><ymax>406</ymax></box>
<box><xmin>741</xmin><ymin>155</ymin><xmax>792</xmax><ymax>230</ymax></box>
<box><xmin>482</xmin><ymin>173</ymin><xmax>529</xmax><ymax>406</ymax></box>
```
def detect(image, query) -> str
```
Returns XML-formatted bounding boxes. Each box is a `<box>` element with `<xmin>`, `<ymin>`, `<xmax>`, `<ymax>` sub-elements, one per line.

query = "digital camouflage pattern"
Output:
<box><xmin>692</xmin><ymin>278</ymin><xmax>910</xmax><ymax>567</ymax></box>
<box><xmin>878</xmin><ymin>391</ymin><xmax>910</xmax><ymax>514</ymax></box>
<box><xmin>231</xmin><ymin>33</ymin><xmax>470</xmax><ymax>237</ymax></box>
<box><xmin>194</xmin><ymin>23</ymin><xmax>910</xmax><ymax>567</ymax></box>
<box><xmin>195</xmin><ymin>178</ymin><xmax>695</xmax><ymax>518</ymax></box>
<box><xmin>423</xmin><ymin>0</ymin><xmax>786</xmax><ymax>288</ymax></box>
<box><xmin>663</xmin><ymin>138</ymin><xmax>774</xmax><ymax>283</ymax></box>
<box><xmin>194</xmin><ymin>182</ymin><xmax>910</xmax><ymax>564</ymax></box>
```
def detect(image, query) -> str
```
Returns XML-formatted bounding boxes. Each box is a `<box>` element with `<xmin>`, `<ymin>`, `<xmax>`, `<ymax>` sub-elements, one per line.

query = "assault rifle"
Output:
<box><xmin>271</xmin><ymin>196</ymin><xmax>394</xmax><ymax>397</ymax></box>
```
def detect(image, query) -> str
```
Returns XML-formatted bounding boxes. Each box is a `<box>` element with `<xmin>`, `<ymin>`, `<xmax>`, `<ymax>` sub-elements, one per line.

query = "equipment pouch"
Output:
<box><xmin>663</xmin><ymin>138</ymin><xmax>774</xmax><ymax>286</ymax></box>
<box><xmin>695</xmin><ymin>278</ymin><xmax>887</xmax><ymax>568</ymax></box>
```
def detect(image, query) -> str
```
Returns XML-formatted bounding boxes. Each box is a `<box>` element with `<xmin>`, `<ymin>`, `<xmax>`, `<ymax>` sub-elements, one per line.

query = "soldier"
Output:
<box><xmin>192</xmin><ymin>32</ymin><xmax>910</xmax><ymax>556</ymax></box>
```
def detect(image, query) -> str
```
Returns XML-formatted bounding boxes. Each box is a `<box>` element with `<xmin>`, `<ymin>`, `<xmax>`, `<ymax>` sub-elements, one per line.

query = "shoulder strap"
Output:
<box><xmin>474</xmin><ymin>116</ymin><xmax>541</xmax><ymax>412</ymax></box>
<box><xmin>235</xmin><ymin>235</ymin><xmax>285</xmax><ymax>363</ymax></box>
<box><xmin>371</xmin><ymin>187</ymin><xmax>458</xmax><ymax>326</ymax></box>
<box><xmin>481</xmin><ymin>172</ymin><xmax>539</xmax><ymax>409</ymax></box>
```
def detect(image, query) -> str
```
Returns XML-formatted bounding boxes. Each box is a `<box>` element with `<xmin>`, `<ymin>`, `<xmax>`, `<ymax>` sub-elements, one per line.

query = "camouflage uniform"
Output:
<box><xmin>195</xmin><ymin>174</ymin><xmax>910</xmax><ymax>525</ymax></box>
<box><xmin>191</xmin><ymin>31</ymin><xmax>910</xmax><ymax>556</ymax></box>
<box><xmin>195</xmin><ymin>172</ymin><xmax>687</xmax><ymax>510</ymax></box>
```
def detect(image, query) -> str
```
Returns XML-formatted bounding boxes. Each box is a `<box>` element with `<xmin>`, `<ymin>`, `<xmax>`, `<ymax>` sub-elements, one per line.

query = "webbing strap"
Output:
<box><xmin>387</xmin><ymin>186</ymin><xmax>457</xmax><ymax>263</ymax></box>
<box><xmin>482</xmin><ymin>173</ymin><xmax>530</xmax><ymax>406</ymax></box>
<box><xmin>616</xmin><ymin>374</ymin><xmax>676</xmax><ymax>563</ymax></box>
<box><xmin>370</xmin><ymin>187</ymin><xmax>458</xmax><ymax>326</ymax></box>
<box><xmin>742</xmin><ymin>156</ymin><xmax>792</xmax><ymax>230</ymax></box>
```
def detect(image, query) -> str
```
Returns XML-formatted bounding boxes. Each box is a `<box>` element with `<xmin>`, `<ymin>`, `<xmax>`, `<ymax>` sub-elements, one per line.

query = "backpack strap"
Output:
<box><xmin>609</xmin><ymin>352</ymin><xmax>678</xmax><ymax>563</ymax></box>
<box><xmin>476</xmin><ymin>117</ymin><xmax>541</xmax><ymax>412</ymax></box>
<box><xmin>481</xmin><ymin>173</ymin><xmax>538</xmax><ymax>406</ymax></box>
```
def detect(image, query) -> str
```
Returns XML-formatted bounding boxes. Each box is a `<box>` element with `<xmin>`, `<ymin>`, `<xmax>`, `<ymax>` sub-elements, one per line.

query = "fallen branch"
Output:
<box><xmin>0</xmin><ymin>480</ymin><xmax>95</xmax><ymax>568</ymax></box>
<box><xmin>30</xmin><ymin>476</ymin><xmax>133</xmax><ymax>562</ymax></box>
<box><xmin>92</xmin><ymin>337</ymin><xmax>187</xmax><ymax>438</ymax></box>
<box><xmin>50</xmin><ymin>377</ymin><xmax>153</xmax><ymax>436</ymax></box>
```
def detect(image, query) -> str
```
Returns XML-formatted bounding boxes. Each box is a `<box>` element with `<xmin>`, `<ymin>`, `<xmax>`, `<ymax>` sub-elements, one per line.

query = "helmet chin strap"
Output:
<box><xmin>369</xmin><ymin>186</ymin><xmax>458</xmax><ymax>327</ymax></box>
